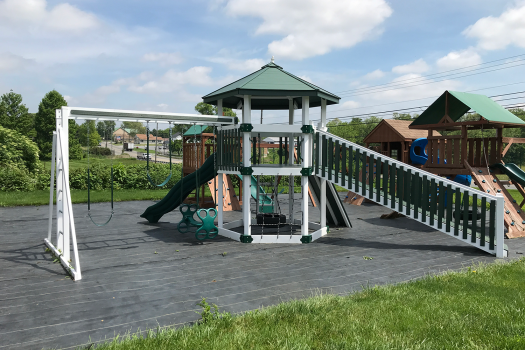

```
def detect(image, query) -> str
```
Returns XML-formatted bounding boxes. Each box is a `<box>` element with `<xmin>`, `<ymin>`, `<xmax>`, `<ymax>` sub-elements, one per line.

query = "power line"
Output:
<box><xmin>266</xmin><ymin>99</ymin><xmax>525</xmax><ymax>126</ymax></box>
<box><xmin>262</xmin><ymin>83</ymin><xmax>525</xmax><ymax>121</ymax></box>
<box><xmin>339</xmin><ymin>61</ymin><xmax>525</xmax><ymax>98</ymax></box>
<box><xmin>335</xmin><ymin>53</ymin><xmax>525</xmax><ymax>95</ymax></box>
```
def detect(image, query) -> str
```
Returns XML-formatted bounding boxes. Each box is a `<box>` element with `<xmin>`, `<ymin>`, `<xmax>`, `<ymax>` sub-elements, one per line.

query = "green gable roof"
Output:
<box><xmin>183</xmin><ymin>125</ymin><xmax>208</xmax><ymax>136</ymax></box>
<box><xmin>202</xmin><ymin>61</ymin><xmax>340</xmax><ymax>110</ymax></box>
<box><xmin>411</xmin><ymin>90</ymin><xmax>525</xmax><ymax>127</ymax></box>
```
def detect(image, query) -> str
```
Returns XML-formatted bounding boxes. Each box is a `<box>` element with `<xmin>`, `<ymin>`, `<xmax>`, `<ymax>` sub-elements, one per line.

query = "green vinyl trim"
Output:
<box><xmin>480</xmin><ymin>197</ymin><xmax>487</xmax><ymax>246</ymax></box>
<box><xmin>472</xmin><ymin>194</ymin><xmax>478</xmax><ymax>243</ymax></box>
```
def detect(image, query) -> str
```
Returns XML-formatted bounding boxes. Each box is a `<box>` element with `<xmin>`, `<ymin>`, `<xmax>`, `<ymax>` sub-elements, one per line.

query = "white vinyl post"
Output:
<box><xmin>217</xmin><ymin>101</ymin><xmax>223</xmax><ymax>228</ymax></box>
<box><xmin>55</xmin><ymin>110</ymin><xmax>65</xmax><ymax>255</ymax></box>
<box><xmin>47</xmin><ymin>132</ymin><xmax>57</xmax><ymax>241</ymax></box>
<box><xmin>217</xmin><ymin>99</ymin><xmax>223</xmax><ymax>117</ymax></box>
<box><xmin>319</xmin><ymin>99</ymin><xmax>327</xmax><ymax>228</ymax></box>
<box><xmin>301</xmin><ymin>96</ymin><xmax>310</xmax><ymax>236</ymax></box>
<box><xmin>289</xmin><ymin>98</ymin><xmax>294</xmax><ymax>224</ymax></box>
<box><xmin>61</xmin><ymin>108</ymin><xmax>71</xmax><ymax>262</ymax></box>
<box><xmin>495</xmin><ymin>193</ymin><xmax>505</xmax><ymax>258</ymax></box>
<box><xmin>243</xmin><ymin>95</ymin><xmax>252</xmax><ymax>236</ymax></box>
<box><xmin>218</xmin><ymin>173</ymin><xmax>223</xmax><ymax>228</ymax></box>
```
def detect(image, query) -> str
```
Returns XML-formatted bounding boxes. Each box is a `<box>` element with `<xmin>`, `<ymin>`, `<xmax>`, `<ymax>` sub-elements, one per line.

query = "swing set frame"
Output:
<box><xmin>46</xmin><ymin>107</ymin><xmax>235</xmax><ymax>280</ymax></box>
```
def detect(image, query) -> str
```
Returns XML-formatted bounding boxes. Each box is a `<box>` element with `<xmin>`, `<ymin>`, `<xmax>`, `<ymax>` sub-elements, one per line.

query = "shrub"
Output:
<box><xmin>88</xmin><ymin>147</ymin><xmax>112</xmax><ymax>156</ymax></box>
<box><xmin>0</xmin><ymin>165</ymin><xmax>36</xmax><ymax>191</ymax></box>
<box><xmin>0</xmin><ymin>125</ymin><xmax>41</xmax><ymax>173</ymax></box>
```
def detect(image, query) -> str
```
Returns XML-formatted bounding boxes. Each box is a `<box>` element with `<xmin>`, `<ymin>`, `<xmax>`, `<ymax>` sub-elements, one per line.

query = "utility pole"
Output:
<box><xmin>260</xmin><ymin>110</ymin><xmax>263</xmax><ymax>124</ymax></box>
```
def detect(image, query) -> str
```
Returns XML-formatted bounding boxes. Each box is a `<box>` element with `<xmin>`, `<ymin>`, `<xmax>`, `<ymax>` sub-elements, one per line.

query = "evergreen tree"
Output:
<box><xmin>35</xmin><ymin>90</ymin><xmax>68</xmax><ymax>160</ymax></box>
<box><xmin>0</xmin><ymin>90</ymin><xmax>34</xmax><ymax>137</ymax></box>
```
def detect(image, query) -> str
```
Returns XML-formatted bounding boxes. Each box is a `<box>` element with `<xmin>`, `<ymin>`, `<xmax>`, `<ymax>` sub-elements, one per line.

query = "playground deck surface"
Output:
<box><xmin>1</xmin><ymin>195</ymin><xmax>524</xmax><ymax>350</ymax></box>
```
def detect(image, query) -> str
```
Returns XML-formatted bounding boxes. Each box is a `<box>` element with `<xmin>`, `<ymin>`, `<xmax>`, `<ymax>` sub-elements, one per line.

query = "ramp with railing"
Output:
<box><xmin>313</xmin><ymin>130</ymin><xmax>506</xmax><ymax>257</ymax></box>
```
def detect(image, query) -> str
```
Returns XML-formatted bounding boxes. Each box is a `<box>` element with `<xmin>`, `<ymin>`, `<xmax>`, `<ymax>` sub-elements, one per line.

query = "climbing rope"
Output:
<box><xmin>87</xmin><ymin>122</ymin><xmax>114</xmax><ymax>227</ymax></box>
<box><xmin>146</xmin><ymin>121</ymin><xmax>172</xmax><ymax>187</ymax></box>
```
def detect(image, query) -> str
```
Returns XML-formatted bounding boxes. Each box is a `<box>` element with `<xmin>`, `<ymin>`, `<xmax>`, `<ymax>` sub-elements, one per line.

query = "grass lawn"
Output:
<box><xmin>0</xmin><ymin>189</ymin><xmax>170</xmax><ymax>207</ymax></box>
<box><xmin>42</xmin><ymin>157</ymin><xmax>144</xmax><ymax>171</ymax></box>
<box><xmin>90</xmin><ymin>258</ymin><xmax>525</xmax><ymax>350</ymax></box>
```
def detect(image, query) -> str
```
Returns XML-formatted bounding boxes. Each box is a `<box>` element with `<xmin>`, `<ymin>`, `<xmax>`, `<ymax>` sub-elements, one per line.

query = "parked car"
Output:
<box><xmin>137</xmin><ymin>153</ymin><xmax>152</xmax><ymax>160</ymax></box>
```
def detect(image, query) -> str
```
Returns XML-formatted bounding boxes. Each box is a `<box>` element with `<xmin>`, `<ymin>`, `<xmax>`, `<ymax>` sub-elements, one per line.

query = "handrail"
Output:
<box><xmin>316</xmin><ymin>129</ymin><xmax>496</xmax><ymax>200</ymax></box>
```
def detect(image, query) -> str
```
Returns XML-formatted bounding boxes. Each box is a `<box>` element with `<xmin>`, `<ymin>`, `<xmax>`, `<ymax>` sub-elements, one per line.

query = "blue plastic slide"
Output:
<box><xmin>409</xmin><ymin>138</ymin><xmax>429</xmax><ymax>165</ymax></box>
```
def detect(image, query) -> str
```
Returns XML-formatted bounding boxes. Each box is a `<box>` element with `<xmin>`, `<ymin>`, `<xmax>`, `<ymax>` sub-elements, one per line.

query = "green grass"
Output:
<box><xmin>0</xmin><ymin>189</ymin><xmax>170</xmax><ymax>207</ymax></box>
<box><xmin>42</xmin><ymin>157</ymin><xmax>143</xmax><ymax>171</ymax></box>
<box><xmin>86</xmin><ymin>259</ymin><xmax>525</xmax><ymax>350</ymax></box>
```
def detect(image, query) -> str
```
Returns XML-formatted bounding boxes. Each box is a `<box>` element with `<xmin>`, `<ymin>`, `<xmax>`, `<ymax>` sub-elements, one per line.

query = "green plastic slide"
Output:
<box><xmin>141</xmin><ymin>154</ymin><xmax>217</xmax><ymax>223</ymax></box>
<box><xmin>236</xmin><ymin>174</ymin><xmax>274</xmax><ymax>213</ymax></box>
<box><xmin>490</xmin><ymin>163</ymin><xmax>525</xmax><ymax>188</ymax></box>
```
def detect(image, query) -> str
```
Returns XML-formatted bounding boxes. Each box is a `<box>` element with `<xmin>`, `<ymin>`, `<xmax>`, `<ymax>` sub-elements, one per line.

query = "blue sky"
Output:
<box><xmin>1</xmin><ymin>0</ymin><xmax>525</xmax><ymax>125</ymax></box>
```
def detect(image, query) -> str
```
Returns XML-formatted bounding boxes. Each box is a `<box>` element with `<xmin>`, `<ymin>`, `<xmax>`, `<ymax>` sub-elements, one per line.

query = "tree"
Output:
<box><xmin>78</xmin><ymin>120</ymin><xmax>101</xmax><ymax>148</ymax></box>
<box><xmin>327</xmin><ymin>116</ymin><xmax>382</xmax><ymax>145</ymax></box>
<box><xmin>194</xmin><ymin>102</ymin><xmax>237</xmax><ymax>132</ymax></box>
<box><xmin>0</xmin><ymin>90</ymin><xmax>34</xmax><ymax>137</ymax></box>
<box><xmin>122</xmin><ymin>122</ymin><xmax>146</xmax><ymax>137</ymax></box>
<box><xmin>35</xmin><ymin>90</ymin><xmax>68</xmax><ymax>159</ymax></box>
<box><xmin>195</xmin><ymin>102</ymin><xmax>237</xmax><ymax>117</ymax></box>
<box><xmin>170</xmin><ymin>139</ymin><xmax>183</xmax><ymax>156</ymax></box>
<box><xmin>392</xmin><ymin>113</ymin><xmax>419</xmax><ymax>121</ymax></box>
<box><xmin>97</xmin><ymin>121</ymin><xmax>116</xmax><ymax>147</ymax></box>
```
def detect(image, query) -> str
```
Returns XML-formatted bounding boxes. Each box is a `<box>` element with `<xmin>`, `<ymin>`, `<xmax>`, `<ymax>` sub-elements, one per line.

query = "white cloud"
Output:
<box><xmin>223</xmin><ymin>0</ymin><xmax>392</xmax><ymax>60</ymax></box>
<box><xmin>208</xmin><ymin>55</ymin><xmax>266</xmax><ymax>72</ymax></box>
<box><xmin>340</xmin><ymin>100</ymin><xmax>360</xmax><ymax>109</ymax></box>
<box><xmin>392</xmin><ymin>59</ymin><xmax>429</xmax><ymax>74</ymax></box>
<box><xmin>363</xmin><ymin>69</ymin><xmax>385</xmax><ymax>80</ymax></box>
<box><xmin>0</xmin><ymin>0</ymin><xmax>99</xmax><ymax>34</ymax></box>
<box><xmin>157</xmin><ymin>103</ymin><xmax>169</xmax><ymax>110</ymax></box>
<box><xmin>365</xmin><ymin>74</ymin><xmax>461</xmax><ymax>102</ymax></box>
<box><xmin>82</xmin><ymin>84</ymin><xmax>121</xmax><ymax>104</ymax></box>
<box><xmin>128</xmin><ymin>66</ymin><xmax>216</xmax><ymax>94</ymax></box>
<box><xmin>0</xmin><ymin>52</ymin><xmax>34</xmax><ymax>71</ymax></box>
<box><xmin>436</xmin><ymin>48</ymin><xmax>482</xmax><ymax>70</ymax></box>
<box><xmin>0</xmin><ymin>0</ymin><xmax>164</xmax><ymax>65</ymax></box>
<box><xmin>142</xmin><ymin>52</ymin><xmax>183</xmax><ymax>66</ymax></box>
<box><xmin>463</xmin><ymin>3</ymin><xmax>525</xmax><ymax>50</ymax></box>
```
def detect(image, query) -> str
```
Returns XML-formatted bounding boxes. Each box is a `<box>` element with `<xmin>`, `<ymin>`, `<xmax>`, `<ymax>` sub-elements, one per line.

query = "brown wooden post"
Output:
<box><xmin>496</xmin><ymin>127</ymin><xmax>503</xmax><ymax>163</ymax></box>
<box><xmin>461</xmin><ymin>125</ymin><xmax>468</xmax><ymax>167</ymax></box>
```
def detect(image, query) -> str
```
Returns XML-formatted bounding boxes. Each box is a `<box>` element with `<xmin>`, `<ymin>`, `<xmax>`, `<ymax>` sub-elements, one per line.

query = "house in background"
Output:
<box><xmin>164</xmin><ymin>132</ymin><xmax>182</xmax><ymax>148</ymax></box>
<box><xmin>112</xmin><ymin>128</ymin><xmax>132</xmax><ymax>142</ymax></box>
<box><xmin>134</xmin><ymin>134</ymin><xmax>164</xmax><ymax>144</ymax></box>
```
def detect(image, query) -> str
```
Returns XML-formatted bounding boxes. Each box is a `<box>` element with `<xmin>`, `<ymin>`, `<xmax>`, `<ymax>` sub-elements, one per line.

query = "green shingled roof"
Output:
<box><xmin>202</xmin><ymin>61</ymin><xmax>340</xmax><ymax>110</ymax></box>
<box><xmin>411</xmin><ymin>90</ymin><xmax>525</xmax><ymax>127</ymax></box>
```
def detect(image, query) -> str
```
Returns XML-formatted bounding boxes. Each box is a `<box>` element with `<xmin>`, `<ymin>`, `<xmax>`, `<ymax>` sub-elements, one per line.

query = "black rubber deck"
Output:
<box><xmin>1</xmin><ymin>195</ymin><xmax>524</xmax><ymax>350</ymax></box>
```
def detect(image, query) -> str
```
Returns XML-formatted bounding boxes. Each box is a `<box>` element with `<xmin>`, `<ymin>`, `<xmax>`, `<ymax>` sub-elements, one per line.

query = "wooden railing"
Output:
<box><xmin>425</xmin><ymin>136</ymin><xmax>500</xmax><ymax>169</ymax></box>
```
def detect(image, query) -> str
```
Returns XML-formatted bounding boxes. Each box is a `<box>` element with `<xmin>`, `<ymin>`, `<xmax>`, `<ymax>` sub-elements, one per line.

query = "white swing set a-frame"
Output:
<box><xmin>46</xmin><ymin>106</ymin><xmax>236</xmax><ymax>281</ymax></box>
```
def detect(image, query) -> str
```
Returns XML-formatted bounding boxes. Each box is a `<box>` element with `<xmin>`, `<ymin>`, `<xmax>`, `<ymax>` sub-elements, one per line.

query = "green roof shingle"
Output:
<box><xmin>202</xmin><ymin>61</ymin><xmax>340</xmax><ymax>110</ymax></box>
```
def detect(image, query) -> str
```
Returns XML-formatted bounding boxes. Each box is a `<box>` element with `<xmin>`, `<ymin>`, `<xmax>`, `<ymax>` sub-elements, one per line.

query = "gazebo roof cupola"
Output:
<box><xmin>202</xmin><ymin>59</ymin><xmax>340</xmax><ymax>110</ymax></box>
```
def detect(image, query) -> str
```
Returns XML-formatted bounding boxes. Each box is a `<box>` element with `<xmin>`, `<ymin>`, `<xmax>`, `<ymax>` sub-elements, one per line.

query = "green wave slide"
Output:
<box><xmin>491</xmin><ymin>163</ymin><xmax>525</xmax><ymax>188</ymax></box>
<box><xmin>141</xmin><ymin>154</ymin><xmax>217</xmax><ymax>223</ymax></box>
<box><xmin>236</xmin><ymin>174</ymin><xmax>274</xmax><ymax>213</ymax></box>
